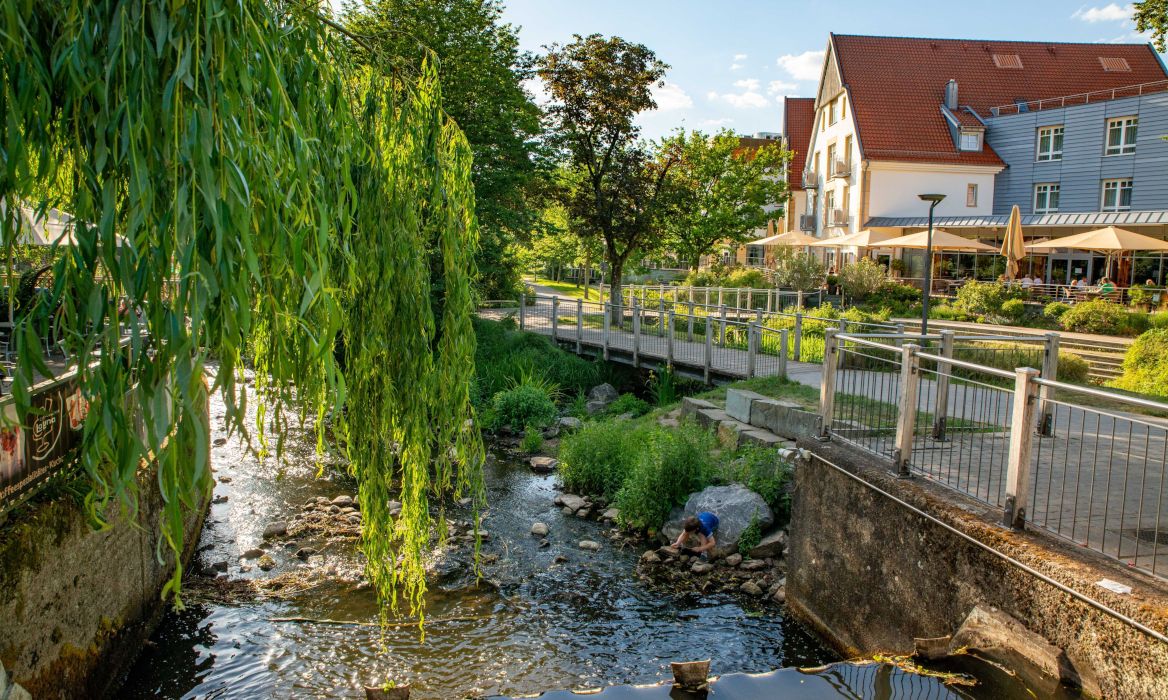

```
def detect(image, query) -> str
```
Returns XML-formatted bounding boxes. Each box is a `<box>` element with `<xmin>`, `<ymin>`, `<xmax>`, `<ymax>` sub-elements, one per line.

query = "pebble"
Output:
<box><xmin>691</xmin><ymin>562</ymin><xmax>714</xmax><ymax>574</ymax></box>
<box><xmin>538</xmin><ymin>538</ymin><xmax>550</xmax><ymax>549</ymax></box>
<box><xmin>576</xmin><ymin>509</ymin><xmax>591</xmax><ymax>519</ymax></box>
<box><xmin>579</xmin><ymin>540</ymin><xmax>601</xmax><ymax>551</ymax></box>
<box><xmin>212</xmin><ymin>495</ymin><xmax>229</xmax><ymax>504</ymax></box>
<box><xmin>295</xmin><ymin>547</ymin><xmax>317</xmax><ymax>560</ymax></box>
<box><xmin>772</xmin><ymin>587</ymin><xmax>787</xmax><ymax>603</ymax></box>
<box><xmin>257</xmin><ymin>554</ymin><xmax>276</xmax><ymax>571</ymax></box>
<box><xmin>262</xmin><ymin>522</ymin><xmax>288</xmax><ymax>539</ymax></box>
<box><xmin>601</xmin><ymin>508</ymin><xmax>619</xmax><ymax>522</ymax></box>
<box><xmin>724</xmin><ymin>553</ymin><xmax>743</xmax><ymax>567</ymax></box>
<box><xmin>640</xmin><ymin>550</ymin><xmax>661</xmax><ymax>564</ymax></box>
<box><xmin>218</xmin><ymin>476</ymin><xmax>233</xmax><ymax>483</ymax></box>
<box><xmin>740</xmin><ymin>559</ymin><xmax>768</xmax><ymax>571</ymax></box>
<box><xmin>457</xmin><ymin>497</ymin><xmax>473</xmax><ymax>507</ymax></box>
<box><xmin>531</xmin><ymin>522</ymin><xmax>549</xmax><ymax>537</ymax></box>
<box><xmin>554</xmin><ymin>554</ymin><xmax>569</xmax><ymax>563</ymax></box>
<box><xmin>239</xmin><ymin>565</ymin><xmax>252</xmax><ymax>573</ymax></box>
<box><xmin>740</xmin><ymin>581</ymin><xmax>764</xmax><ymax>596</ymax></box>
<box><xmin>241</xmin><ymin>548</ymin><xmax>265</xmax><ymax>559</ymax></box>
<box><xmin>210</xmin><ymin>560</ymin><xmax>228</xmax><ymax>573</ymax></box>
<box><xmin>561</xmin><ymin>506</ymin><xmax>575</xmax><ymax>516</ymax></box>
<box><xmin>213</xmin><ymin>437</ymin><xmax>228</xmax><ymax>447</ymax></box>
<box><xmin>331</xmin><ymin>495</ymin><xmax>354</xmax><ymax>507</ymax></box>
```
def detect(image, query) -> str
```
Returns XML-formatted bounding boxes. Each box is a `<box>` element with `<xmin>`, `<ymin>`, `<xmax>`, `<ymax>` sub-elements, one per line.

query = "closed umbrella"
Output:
<box><xmin>1000</xmin><ymin>205</ymin><xmax>1025</xmax><ymax>281</ymax></box>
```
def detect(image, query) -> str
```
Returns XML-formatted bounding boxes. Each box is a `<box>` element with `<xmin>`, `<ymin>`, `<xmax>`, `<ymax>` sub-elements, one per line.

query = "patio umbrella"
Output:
<box><xmin>874</xmin><ymin>229</ymin><xmax>996</xmax><ymax>251</ymax></box>
<box><xmin>1025</xmin><ymin>226</ymin><xmax>1168</xmax><ymax>285</ymax></box>
<box><xmin>771</xmin><ymin>230</ymin><xmax>820</xmax><ymax>246</ymax></box>
<box><xmin>808</xmin><ymin>229</ymin><xmax>898</xmax><ymax>248</ymax></box>
<box><xmin>1000</xmin><ymin>205</ymin><xmax>1025</xmax><ymax>281</ymax></box>
<box><xmin>746</xmin><ymin>233</ymin><xmax>783</xmax><ymax>246</ymax></box>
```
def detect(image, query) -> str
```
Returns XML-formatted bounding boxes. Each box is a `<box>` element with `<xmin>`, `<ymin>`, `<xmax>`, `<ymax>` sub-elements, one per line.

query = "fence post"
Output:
<box><xmin>704</xmin><ymin>320</ymin><xmax>713</xmax><ymax>384</ymax></box>
<box><xmin>602</xmin><ymin>303</ymin><xmax>610</xmax><ymax>360</ymax></box>
<box><xmin>719</xmin><ymin>305</ymin><xmax>728</xmax><ymax>347</ymax></box>
<box><xmin>1003</xmin><ymin>367</ymin><xmax>1041</xmax><ymax>529</ymax></box>
<box><xmin>797</xmin><ymin>289</ymin><xmax>804</xmax><ymax>310</ymax></box>
<box><xmin>658</xmin><ymin>296</ymin><xmax>665</xmax><ymax>337</ymax></box>
<box><xmin>576</xmin><ymin>299</ymin><xmax>584</xmax><ymax>354</ymax></box>
<box><xmin>632</xmin><ymin>297</ymin><xmax>641</xmax><ymax>367</ymax></box>
<box><xmin>519</xmin><ymin>293</ymin><xmax>526</xmax><ymax>330</ymax></box>
<box><xmin>1038</xmin><ymin>332</ymin><xmax>1059</xmax><ymax>436</ymax></box>
<box><xmin>551</xmin><ymin>296</ymin><xmax>559</xmax><ymax>341</ymax></box>
<box><xmin>767</xmin><ymin>288</ymin><xmax>774</xmax><ymax>313</ymax></box>
<box><xmin>717</xmin><ymin>287</ymin><xmax>724</xmax><ymax>306</ymax></box>
<box><xmin>932</xmin><ymin>330</ymin><xmax>955</xmax><ymax>440</ymax></box>
<box><xmin>747</xmin><ymin>323</ymin><xmax>758</xmax><ymax>378</ymax></box>
<box><xmin>895</xmin><ymin>322</ymin><xmax>906</xmax><ymax>347</ymax></box>
<box><xmin>687</xmin><ymin>301</ymin><xmax>695</xmax><ymax>341</ymax></box>
<box><xmin>779</xmin><ymin>328</ymin><xmax>789</xmax><ymax>379</ymax></box>
<box><xmin>705</xmin><ymin>288</ymin><xmax>711</xmax><ymax>307</ymax></box>
<box><xmin>819</xmin><ymin>329</ymin><xmax>838</xmax><ymax>438</ymax></box>
<box><xmin>746</xmin><ymin>288</ymin><xmax>753</xmax><ymax>310</ymax></box>
<box><xmin>892</xmin><ymin>344</ymin><xmax>921</xmax><ymax>477</ymax></box>
<box><xmin>667</xmin><ymin>309</ymin><xmax>676</xmax><ymax>365</ymax></box>
<box><xmin>736</xmin><ymin>288</ymin><xmax>743</xmax><ymax>309</ymax></box>
<box><xmin>794</xmin><ymin>313</ymin><xmax>803</xmax><ymax>362</ymax></box>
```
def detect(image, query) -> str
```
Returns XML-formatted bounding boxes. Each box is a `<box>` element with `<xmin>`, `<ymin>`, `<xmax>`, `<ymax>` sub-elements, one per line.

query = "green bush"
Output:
<box><xmin>473</xmin><ymin>317</ymin><xmax>599</xmax><ymax>408</ymax></box>
<box><xmin>725</xmin><ymin>268</ymin><xmax>768</xmax><ymax>288</ymax></box>
<box><xmin>717</xmin><ymin>444</ymin><xmax>792</xmax><ymax>521</ymax></box>
<box><xmin>838</xmin><ymin>258</ymin><xmax>886</xmax><ymax>301</ymax></box>
<box><xmin>865</xmin><ymin>281</ymin><xmax>922</xmax><ymax>315</ymax></box>
<box><xmin>951</xmin><ymin>342</ymin><xmax>1090</xmax><ymax>384</ymax></box>
<box><xmin>1110</xmin><ymin>329</ymin><xmax>1168</xmax><ymax>397</ymax></box>
<box><xmin>488</xmin><ymin>385</ymin><xmax>558</xmax><ymax>430</ymax></box>
<box><xmin>929</xmin><ymin>303</ymin><xmax>969</xmax><ymax>321</ymax></box>
<box><xmin>559</xmin><ymin>420</ymin><xmax>649</xmax><ymax>498</ymax></box>
<box><xmin>1043</xmin><ymin>301</ymin><xmax>1071</xmax><ymax>320</ymax></box>
<box><xmin>616</xmin><ymin>422</ymin><xmax>715</xmax><ymax>531</ymax></box>
<box><xmin>953</xmin><ymin>280</ymin><xmax>1024</xmax><ymax>317</ymax></box>
<box><xmin>1150</xmin><ymin>312</ymin><xmax>1168</xmax><ymax>330</ymax></box>
<box><xmin>738</xmin><ymin>514</ymin><xmax>762</xmax><ymax>557</ymax></box>
<box><xmin>606</xmin><ymin>393</ymin><xmax>650</xmax><ymax>417</ymax></box>
<box><xmin>1000</xmin><ymin>298</ymin><xmax>1027</xmax><ymax>322</ymax></box>
<box><xmin>1059</xmin><ymin>299</ymin><xmax>1148</xmax><ymax>337</ymax></box>
<box><xmin>520</xmin><ymin>425</ymin><xmax>544</xmax><ymax>453</ymax></box>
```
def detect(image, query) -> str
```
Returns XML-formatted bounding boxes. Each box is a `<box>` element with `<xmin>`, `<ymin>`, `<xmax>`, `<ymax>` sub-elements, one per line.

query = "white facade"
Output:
<box><xmin>867</xmin><ymin>162</ymin><xmax>1000</xmax><ymax>219</ymax></box>
<box><xmin>805</xmin><ymin>90</ymin><xmax>863</xmax><ymax>238</ymax></box>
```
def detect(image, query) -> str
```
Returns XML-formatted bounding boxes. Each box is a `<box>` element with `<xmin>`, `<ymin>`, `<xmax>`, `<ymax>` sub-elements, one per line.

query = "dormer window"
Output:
<box><xmin>958</xmin><ymin>128</ymin><xmax>983</xmax><ymax>151</ymax></box>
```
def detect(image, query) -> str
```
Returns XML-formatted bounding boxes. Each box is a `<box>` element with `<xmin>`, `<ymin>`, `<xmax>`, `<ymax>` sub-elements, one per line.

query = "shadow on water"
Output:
<box><xmin>117</xmin><ymin>379</ymin><xmax>1076</xmax><ymax>699</ymax></box>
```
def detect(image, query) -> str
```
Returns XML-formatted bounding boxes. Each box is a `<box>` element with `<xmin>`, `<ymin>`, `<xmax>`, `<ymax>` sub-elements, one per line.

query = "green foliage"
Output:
<box><xmin>1150</xmin><ymin>312</ymin><xmax>1168</xmax><ymax>330</ymax></box>
<box><xmin>738</xmin><ymin>514</ymin><xmax>763</xmax><ymax>557</ymax></box>
<box><xmin>725</xmin><ymin>268</ymin><xmax>768</xmax><ymax>288</ymax></box>
<box><xmin>489</xmin><ymin>385</ymin><xmax>558</xmax><ymax>431</ymax></box>
<box><xmin>837</xmin><ymin>258</ymin><xmax>887</xmax><ymax>301</ymax></box>
<box><xmin>1134</xmin><ymin>0</ymin><xmax>1167</xmax><ymax>52</ymax></box>
<box><xmin>473</xmin><ymin>318</ymin><xmax>599</xmax><ymax>408</ymax></box>
<box><xmin>1111</xmin><ymin>328</ymin><xmax>1168</xmax><ymax>396</ymax></box>
<box><xmin>1</xmin><ymin>1</ymin><xmax>485</xmax><ymax>618</ymax></box>
<box><xmin>929</xmin><ymin>304</ymin><xmax>970</xmax><ymax>321</ymax></box>
<box><xmin>1044</xmin><ymin>301</ymin><xmax>1072</xmax><ymax>320</ymax></box>
<box><xmin>1059</xmin><ymin>299</ymin><xmax>1148</xmax><ymax>337</ymax></box>
<box><xmin>520</xmin><ymin>425</ymin><xmax>545</xmax><ymax>454</ymax></box>
<box><xmin>606</xmin><ymin>393</ymin><xmax>650</xmax><ymax>417</ymax></box>
<box><xmin>865</xmin><ymin>281</ymin><xmax>922</xmax><ymax>315</ymax></box>
<box><xmin>717</xmin><ymin>444</ymin><xmax>792</xmax><ymax>522</ymax></box>
<box><xmin>681</xmin><ymin>265</ymin><xmax>768</xmax><ymax>289</ymax></box>
<box><xmin>559</xmin><ymin>420</ymin><xmax>649</xmax><ymax>498</ymax></box>
<box><xmin>662</xmin><ymin>129</ymin><xmax>791</xmax><ymax>269</ymax></box>
<box><xmin>953</xmin><ymin>343</ymin><xmax>1090</xmax><ymax>384</ymax></box>
<box><xmin>615</xmin><ymin>422</ymin><xmax>715</xmax><ymax>530</ymax></box>
<box><xmin>773</xmin><ymin>250</ymin><xmax>825</xmax><ymax>291</ymax></box>
<box><xmin>648</xmin><ymin>367</ymin><xmax>677</xmax><ymax>407</ymax></box>
<box><xmin>954</xmin><ymin>281</ymin><xmax>1025</xmax><ymax>317</ymax></box>
<box><xmin>1000</xmin><ymin>298</ymin><xmax>1027</xmax><ymax>322</ymax></box>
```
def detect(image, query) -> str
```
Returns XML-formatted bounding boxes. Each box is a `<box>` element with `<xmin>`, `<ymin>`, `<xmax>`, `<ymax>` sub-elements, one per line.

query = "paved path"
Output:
<box><xmin>479</xmin><ymin>295</ymin><xmax>1168</xmax><ymax>579</ymax></box>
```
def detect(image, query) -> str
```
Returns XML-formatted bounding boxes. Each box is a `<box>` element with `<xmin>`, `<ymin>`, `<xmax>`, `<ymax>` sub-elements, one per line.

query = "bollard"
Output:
<box><xmin>1003</xmin><ymin>368</ymin><xmax>1040</xmax><ymax>529</ymax></box>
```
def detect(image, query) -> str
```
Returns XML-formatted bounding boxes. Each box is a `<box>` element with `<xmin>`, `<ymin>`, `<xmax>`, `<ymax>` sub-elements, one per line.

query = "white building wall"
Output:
<box><xmin>867</xmin><ymin>167</ymin><xmax>998</xmax><ymax>219</ymax></box>
<box><xmin>806</xmin><ymin>94</ymin><xmax>863</xmax><ymax>238</ymax></box>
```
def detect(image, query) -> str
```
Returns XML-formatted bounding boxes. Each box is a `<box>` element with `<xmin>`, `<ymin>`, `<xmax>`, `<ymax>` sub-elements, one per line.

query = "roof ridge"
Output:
<box><xmin>831</xmin><ymin>32</ymin><xmax>1155</xmax><ymax>49</ymax></box>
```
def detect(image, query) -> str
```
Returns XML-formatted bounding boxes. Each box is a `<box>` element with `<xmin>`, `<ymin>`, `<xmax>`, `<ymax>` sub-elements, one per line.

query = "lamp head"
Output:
<box><xmin>918</xmin><ymin>193</ymin><xmax>946</xmax><ymax>203</ymax></box>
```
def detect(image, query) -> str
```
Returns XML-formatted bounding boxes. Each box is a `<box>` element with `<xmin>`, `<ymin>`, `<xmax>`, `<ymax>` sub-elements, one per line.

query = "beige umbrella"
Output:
<box><xmin>1025</xmin><ymin>226</ymin><xmax>1168</xmax><ymax>285</ymax></box>
<box><xmin>771</xmin><ymin>230</ymin><xmax>820</xmax><ymax>246</ymax></box>
<box><xmin>874</xmin><ymin>229</ymin><xmax>996</xmax><ymax>251</ymax></box>
<box><xmin>746</xmin><ymin>233</ymin><xmax>783</xmax><ymax>246</ymax></box>
<box><xmin>809</xmin><ymin>229</ymin><xmax>898</xmax><ymax>248</ymax></box>
<box><xmin>1000</xmin><ymin>205</ymin><xmax>1025</xmax><ymax>281</ymax></box>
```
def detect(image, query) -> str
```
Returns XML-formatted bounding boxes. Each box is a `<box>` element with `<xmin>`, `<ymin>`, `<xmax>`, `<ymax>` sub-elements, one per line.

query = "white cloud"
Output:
<box><xmin>651</xmin><ymin>81</ymin><xmax>693</xmax><ymax>111</ymax></box>
<box><xmin>1072</xmin><ymin>3</ymin><xmax>1133</xmax><ymax>22</ymax></box>
<box><xmin>702</xmin><ymin>117</ymin><xmax>735</xmax><ymax>127</ymax></box>
<box><xmin>707</xmin><ymin>83</ymin><xmax>770</xmax><ymax>109</ymax></box>
<box><xmin>767</xmin><ymin>80</ymin><xmax>799</xmax><ymax>96</ymax></box>
<box><xmin>730</xmin><ymin>63</ymin><xmax>744</xmax><ymax>71</ymax></box>
<box><xmin>777</xmin><ymin>50</ymin><xmax>825</xmax><ymax>82</ymax></box>
<box><xmin>733</xmin><ymin>78</ymin><xmax>761</xmax><ymax>91</ymax></box>
<box><xmin>734</xmin><ymin>53</ymin><xmax>748</xmax><ymax>61</ymax></box>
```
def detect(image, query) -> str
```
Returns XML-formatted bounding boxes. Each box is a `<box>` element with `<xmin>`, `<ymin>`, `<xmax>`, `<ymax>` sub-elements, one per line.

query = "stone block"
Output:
<box><xmin>694</xmin><ymin>407</ymin><xmax>729</xmax><ymax>428</ymax></box>
<box><xmin>748</xmin><ymin>528</ymin><xmax>787</xmax><ymax>559</ymax></box>
<box><xmin>741</xmin><ymin>429</ymin><xmax>785</xmax><ymax>449</ymax></box>
<box><xmin>681</xmin><ymin>397</ymin><xmax>717</xmax><ymax>419</ymax></box>
<box><xmin>725</xmin><ymin>389</ymin><xmax>768</xmax><ymax>423</ymax></box>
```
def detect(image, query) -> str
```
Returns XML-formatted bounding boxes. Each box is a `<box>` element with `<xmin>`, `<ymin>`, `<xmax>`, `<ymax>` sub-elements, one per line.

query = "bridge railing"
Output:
<box><xmin>822</xmin><ymin>330</ymin><xmax>1168</xmax><ymax>581</ymax></box>
<box><xmin>606</xmin><ymin>282</ymin><xmax>826</xmax><ymax>314</ymax></box>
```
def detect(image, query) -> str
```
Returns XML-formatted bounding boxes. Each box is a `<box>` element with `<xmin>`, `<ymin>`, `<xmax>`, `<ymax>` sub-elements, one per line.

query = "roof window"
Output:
<box><xmin>992</xmin><ymin>54</ymin><xmax>1023</xmax><ymax>69</ymax></box>
<box><xmin>1099</xmin><ymin>57</ymin><xmax>1131</xmax><ymax>72</ymax></box>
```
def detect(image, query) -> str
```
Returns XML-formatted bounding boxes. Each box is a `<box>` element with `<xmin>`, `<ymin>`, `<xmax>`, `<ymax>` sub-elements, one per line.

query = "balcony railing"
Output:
<box><xmin>830</xmin><ymin>158</ymin><xmax>851</xmax><ymax>179</ymax></box>
<box><xmin>799</xmin><ymin>214</ymin><xmax>817</xmax><ymax>232</ymax></box>
<box><xmin>828</xmin><ymin>209</ymin><xmax>849</xmax><ymax>227</ymax></box>
<box><xmin>802</xmin><ymin>171</ymin><xmax>818</xmax><ymax>189</ymax></box>
<box><xmin>989</xmin><ymin>79</ymin><xmax>1168</xmax><ymax>117</ymax></box>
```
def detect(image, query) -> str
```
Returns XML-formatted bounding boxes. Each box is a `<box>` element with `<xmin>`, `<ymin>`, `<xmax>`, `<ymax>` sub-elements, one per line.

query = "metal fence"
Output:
<box><xmin>821</xmin><ymin>329</ymin><xmax>1168</xmax><ymax>580</ymax></box>
<box><xmin>606</xmin><ymin>283</ymin><xmax>827</xmax><ymax>314</ymax></box>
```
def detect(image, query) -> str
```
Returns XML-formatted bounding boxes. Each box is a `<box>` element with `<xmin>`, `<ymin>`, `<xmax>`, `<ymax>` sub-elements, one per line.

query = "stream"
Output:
<box><xmin>116</xmin><ymin>379</ymin><xmax>1073</xmax><ymax>699</ymax></box>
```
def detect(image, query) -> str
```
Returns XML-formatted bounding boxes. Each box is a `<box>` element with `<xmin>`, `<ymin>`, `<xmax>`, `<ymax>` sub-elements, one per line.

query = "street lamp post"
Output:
<box><xmin>918</xmin><ymin>194</ymin><xmax>946</xmax><ymax>336</ymax></box>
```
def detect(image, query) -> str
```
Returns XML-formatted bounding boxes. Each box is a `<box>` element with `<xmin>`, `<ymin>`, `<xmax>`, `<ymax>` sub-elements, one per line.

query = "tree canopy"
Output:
<box><xmin>662</xmin><ymin>130</ymin><xmax>790</xmax><ymax>270</ymax></box>
<box><xmin>1</xmin><ymin>0</ymin><xmax>482</xmax><ymax>623</ymax></box>
<box><xmin>1135</xmin><ymin>0</ymin><xmax>1168</xmax><ymax>51</ymax></box>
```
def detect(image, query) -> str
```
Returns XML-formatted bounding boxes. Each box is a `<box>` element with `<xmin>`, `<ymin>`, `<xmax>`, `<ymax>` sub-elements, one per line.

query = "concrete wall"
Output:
<box><xmin>867</xmin><ymin>165</ymin><xmax>999</xmax><ymax>219</ymax></box>
<box><xmin>0</xmin><ymin>397</ymin><xmax>210</xmax><ymax>699</ymax></box>
<box><xmin>787</xmin><ymin>438</ymin><xmax>1168</xmax><ymax>699</ymax></box>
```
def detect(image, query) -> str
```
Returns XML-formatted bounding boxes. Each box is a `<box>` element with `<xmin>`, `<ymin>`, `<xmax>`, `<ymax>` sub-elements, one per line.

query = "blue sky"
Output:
<box><xmin>500</xmin><ymin>1</ymin><xmax>1163</xmax><ymax>139</ymax></box>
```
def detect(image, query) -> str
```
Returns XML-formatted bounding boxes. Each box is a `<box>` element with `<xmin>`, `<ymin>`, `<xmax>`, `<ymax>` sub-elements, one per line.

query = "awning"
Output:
<box><xmin>865</xmin><ymin>210</ymin><xmax>1168</xmax><ymax>229</ymax></box>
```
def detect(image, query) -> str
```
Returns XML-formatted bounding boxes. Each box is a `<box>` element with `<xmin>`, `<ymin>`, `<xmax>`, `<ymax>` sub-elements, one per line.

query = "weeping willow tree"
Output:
<box><xmin>0</xmin><ymin>0</ymin><xmax>483</xmax><ymax>622</ymax></box>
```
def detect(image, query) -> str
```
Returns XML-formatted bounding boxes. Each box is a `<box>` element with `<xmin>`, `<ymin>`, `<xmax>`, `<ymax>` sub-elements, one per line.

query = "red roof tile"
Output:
<box><xmin>832</xmin><ymin>34</ymin><xmax>1168</xmax><ymax>167</ymax></box>
<box><xmin>783</xmin><ymin>97</ymin><xmax>815</xmax><ymax>190</ymax></box>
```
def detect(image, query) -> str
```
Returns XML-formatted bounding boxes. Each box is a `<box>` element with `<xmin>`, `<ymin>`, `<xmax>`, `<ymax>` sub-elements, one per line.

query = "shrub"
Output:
<box><xmin>1043</xmin><ymin>301</ymin><xmax>1071</xmax><ymax>320</ymax></box>
<box><xmin>520</xmin><ymin>425</ymin><xmax>544</xmax><ymax>453</ymax></box>
<box><xmin>1110</xmin><ymin>329</ymin><xmax>1168</xmax><ymax>397</ymax></box>
<box><xmin>772</xmin><ymin>250</ymin><xmax>825</xmax><ymax>291</ymax></box>
<box><xmin>929</xmin><ymin>304</ymin><xmax>969</xmax><ymax>321</ymax></box>
<box><xmin>615</xmin><ymin>422</ymin><xmax>715</xmax><ymax>531</ymax></box>
<box><xmin>738</xmin><ymin>514</ymin><xmax>762</xmax><ymax>557</ymax></box>
<box><xmin>606</xmin><ymin>393</ymin><xmax>650</xmax><ymax>417</ymax></box>
<box><xmin>473</xmin><ymin>317</ymin><xmax>600</xmax><ymax>408</ymax></box>
<box><xmin>953</xmin><ymin>280</ymin><xmax>1023</xmax><ymax>317</ymax></box>
<box><xmin>837</xmin><ymin>258</ymin><xmax>886</xmax><ymax>301</ymax></box>
<box><xmin>1150</xmin><ymin>312</ymin><xmax>1168</xmax><ymax>330</ymax></box>
<box><xmin>725</xmin><ymin>268</ymin><xmax>768</xmax><ymax>288</ymax></box>
<box><xmin>1059</xmin><ymin>299</ymin><xmax>1148</xmax><ymax>337</ymax></box>
<box><xmin>717</xmin><ymin>444</ymin><xmax>792</xmax><ymax>521</ymax></box>
<box><xmin>952</xmin><ymin>342</ymin><xmax>1090</xmax><ymax>384</ymax></box>
<box><xmin>648</xmin><ymin>367</ymin><xmax>677</xmax><ymax>407</ymax></box>
<box><xmin>559</xmin><ymin>421</ymin><xmax>648</xmax><ymax>498</ymax></box>
<box><xmin>866</xmin><ymin>281</ymin><xmax>922</xmax><ymax>315</ymax></box>
<box><xmin>1000</xmin><ymin>298</ymin><xmax>1027</xmax><ymax>322</ymax></box>
<box><xmin>488</xmin><ymin>385</ymin><xmax>557</xmax><ymax>430</ymax></box>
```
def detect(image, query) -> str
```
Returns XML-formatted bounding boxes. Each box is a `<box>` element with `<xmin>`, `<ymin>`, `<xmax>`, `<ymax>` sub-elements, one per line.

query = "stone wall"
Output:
<box><xmin>787</xmin><ymin>438</ymin><xmax>1168</xmax><ymax>700</ymax></box>
<box><xmin>0</xmin><ymin>396</ymin><xmax>210</xmax><ymax>699</ymax></box>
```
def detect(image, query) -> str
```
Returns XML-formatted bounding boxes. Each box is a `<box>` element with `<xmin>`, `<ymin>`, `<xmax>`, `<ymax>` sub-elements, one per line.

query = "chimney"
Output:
<box><xmin>945</xmin><ymin>79</ymin><xmax>958</xmax><ymax>110</ymax></box>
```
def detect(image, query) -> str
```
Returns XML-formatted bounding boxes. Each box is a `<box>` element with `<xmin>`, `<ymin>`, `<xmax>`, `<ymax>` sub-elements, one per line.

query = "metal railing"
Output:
<box><xmin>989</xmin><ymin>79</ymin><xmax>1168</xmax><ymax>116</ymax></box>
<box><xmin>603</xmin><ymin>282</ymin><xmax>828</xmax><ymax>314</ymax></box>
<box><xmin>821</xmin><ymin>329</ymin><xmax>1168</xmax><ymax>580</ymax></box>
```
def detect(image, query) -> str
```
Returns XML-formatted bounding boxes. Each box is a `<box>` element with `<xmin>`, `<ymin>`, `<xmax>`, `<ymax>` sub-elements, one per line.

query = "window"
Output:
<box><xmin>1034</xmin><ymin>183</ymin><xmax>1060</xmax><ymax>214</ymax></box>
<box><xmin>966</xmin><ymin>184</ymin><xmax>978</xmax><ymax>208</ymax></box>
<box><xmin>829</xmin><ymin>97</ymin><xmax>843</xmax><ymax>125</ymax></box>
<box><xmin>824</xmin><ymin>189</ymin><xmax>835</xmax><ymax>215</ymax></box>
<box><xmin>1036</xmin><ymin>125</ymin><xmax>1064</xmax><ymax>161</ymax></box>
<box><xmin>1101</xmin><ymin>179</ymin><xmax>1133</xmax><ymax>211</ymax></box>
<box><xmin>1105</xmin><ymin>116</ymin><xmax>1137</xmax><ymax>155</ymax></box>
<box><xmin>826</xmin><ymin>143</ymin><xmax>836</xmax><ymax>169</ymax></box>
<box><xmin>843</xmin><ymin>135</ymin><xmax>852</xmax><ymax>166</ymax></box>
<box><xmin>958</xmin><ymin>130</ymin><xmax>982</xmax><ymax>151</ymax></box>
<box><xmin>747</xmin><ymin>244</ymin><xmax>765</xmax><ymax>266</ymax></box>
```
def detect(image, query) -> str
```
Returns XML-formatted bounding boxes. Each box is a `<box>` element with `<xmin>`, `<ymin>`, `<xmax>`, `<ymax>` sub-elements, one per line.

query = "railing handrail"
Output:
<box><xmin>988</xmin><ymin>78</ymin><xmax>1168</xmax><ymax>117</ymax></box>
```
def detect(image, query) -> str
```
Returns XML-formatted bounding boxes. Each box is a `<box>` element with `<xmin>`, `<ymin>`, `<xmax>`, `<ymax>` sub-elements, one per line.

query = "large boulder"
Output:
<box><xmin>585</xmin><ymin>383</ymin><xmax>619</xmax><ymax>414</ymax></box>
<box><xmin>660</xmin><ymin>484</ymin><xmax>774</xmax><ymax>557</ymax></box>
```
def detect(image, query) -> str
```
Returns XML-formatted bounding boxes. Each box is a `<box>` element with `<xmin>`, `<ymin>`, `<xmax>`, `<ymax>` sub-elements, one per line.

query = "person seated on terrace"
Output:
<box><xmin>1098</xmin><ymin>278</ymin><xmax>1116</xmax><ymax>294</ymax></box>
<box><xmin>1020</xmin><ymin>276</ymin><xmax>1033</xmax><ymax>289</ymax></box>
<box><xmin>1145</xmin><ymin>279</ymin><xmax>1157</xmax><ymax>287</ymax></box>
